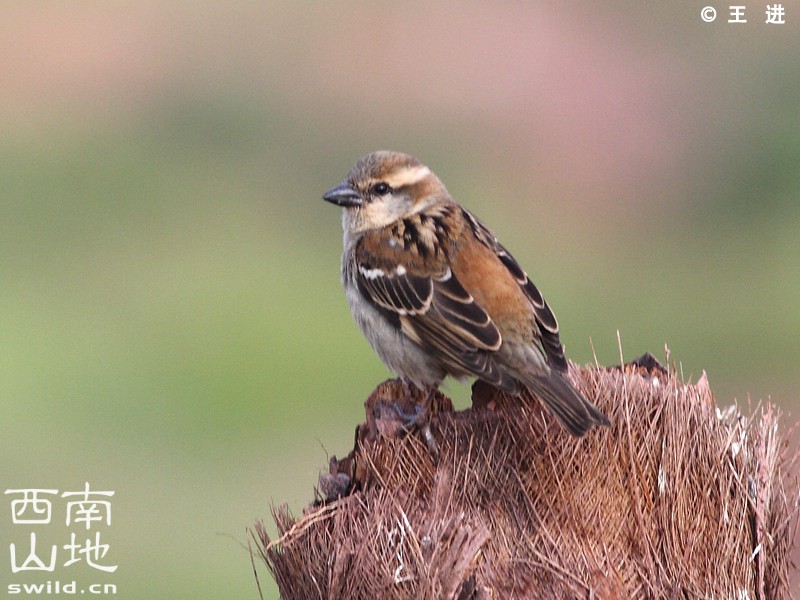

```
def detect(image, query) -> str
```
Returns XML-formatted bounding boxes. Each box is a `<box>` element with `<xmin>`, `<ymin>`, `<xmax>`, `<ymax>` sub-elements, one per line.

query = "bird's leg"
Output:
<box><xmin>398</xmin><ymin>377</ymin><xmax>414</xmax><ymax>402</ymax></box>
<box><xmin>418</xmin><ymin>386</ymin><xmax>439</xmax><ymax>461</ymax></box>
<box><xmin>390</xmin><ymin>384</ymin><xmax>439</xmax><ymax>461</ymax></box>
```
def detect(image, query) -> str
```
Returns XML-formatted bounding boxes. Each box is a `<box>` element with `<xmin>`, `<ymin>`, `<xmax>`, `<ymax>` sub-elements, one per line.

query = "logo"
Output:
<box><xmin>4</xmin><ymin>483</ymin><xmax>117</xmax><ymax>596</ymax></box>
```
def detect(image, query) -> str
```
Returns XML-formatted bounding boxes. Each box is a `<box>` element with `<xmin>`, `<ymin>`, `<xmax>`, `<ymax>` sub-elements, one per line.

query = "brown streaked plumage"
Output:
<box><xmin>323</xmin><ymin>150</ymin><xmax>609</xmax><ymax>436</ymax></box>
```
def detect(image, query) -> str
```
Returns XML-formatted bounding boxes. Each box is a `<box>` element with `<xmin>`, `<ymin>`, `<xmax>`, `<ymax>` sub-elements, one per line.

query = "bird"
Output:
<box><xmin>322</xmin><ymin>150</ymin><xmax>609</xmax><ymax>438</ymax></box>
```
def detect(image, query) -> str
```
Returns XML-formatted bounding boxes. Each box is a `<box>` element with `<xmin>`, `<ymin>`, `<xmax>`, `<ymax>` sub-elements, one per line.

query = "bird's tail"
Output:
<box><xmin>524</xmin><ymin>371</ymin><xmax>610</xmax><ymax>436</ymax></box>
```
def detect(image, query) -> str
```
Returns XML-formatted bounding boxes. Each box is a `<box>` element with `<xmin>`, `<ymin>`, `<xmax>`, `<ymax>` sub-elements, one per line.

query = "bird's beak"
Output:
<box><xmin>323</xmin><ymin>184</ymin><xmax>362</xmax><ymax>207</ymax></box>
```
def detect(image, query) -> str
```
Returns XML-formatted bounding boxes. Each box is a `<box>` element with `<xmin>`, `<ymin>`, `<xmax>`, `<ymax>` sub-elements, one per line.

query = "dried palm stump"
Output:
<box><xmin>252</xmin><ymin>355</ymin><xmax>798</xmax><ymax>599</ymax></box>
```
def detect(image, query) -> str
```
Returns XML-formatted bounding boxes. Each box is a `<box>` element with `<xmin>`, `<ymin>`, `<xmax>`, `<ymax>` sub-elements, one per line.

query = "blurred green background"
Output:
<box><xmin>1</xmin><ymin>2</ymin><xmax>798</xmax><ymax>598</ymax></box>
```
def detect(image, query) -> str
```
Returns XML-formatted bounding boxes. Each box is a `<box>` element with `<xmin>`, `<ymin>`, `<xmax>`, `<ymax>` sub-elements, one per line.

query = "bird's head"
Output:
<box><xmin>323</xmin><ymin>151</ymin><xmax>449</xmax><ymax>234</ymax></box>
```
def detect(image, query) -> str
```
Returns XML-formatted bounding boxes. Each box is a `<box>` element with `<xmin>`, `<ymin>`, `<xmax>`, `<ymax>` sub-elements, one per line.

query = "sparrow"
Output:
<box><xmin>323</xmin><ymin>151</ymin><xmax>609</xmax><ymax>437</ymax></box>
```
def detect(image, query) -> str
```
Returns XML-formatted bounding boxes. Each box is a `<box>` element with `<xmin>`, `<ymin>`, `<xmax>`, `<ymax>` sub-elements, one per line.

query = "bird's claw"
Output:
<box><xmin>389</xmin><ymin>400</ymin><xmax>439</xmax><ymax>463</ymax></box>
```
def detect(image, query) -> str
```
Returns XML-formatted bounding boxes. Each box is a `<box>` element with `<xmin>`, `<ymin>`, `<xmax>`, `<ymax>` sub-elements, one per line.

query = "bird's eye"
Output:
<box><xmin>371</xmin><ymin>182</ymin><xmax>391</xmax><ymax>196</ymax></box>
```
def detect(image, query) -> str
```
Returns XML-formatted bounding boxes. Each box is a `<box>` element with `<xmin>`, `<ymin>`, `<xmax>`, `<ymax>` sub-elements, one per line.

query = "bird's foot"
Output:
<box><xmin>389</xmin><ymin>388</ymin><xmax>440</xmax><ymax>462</ymax></box>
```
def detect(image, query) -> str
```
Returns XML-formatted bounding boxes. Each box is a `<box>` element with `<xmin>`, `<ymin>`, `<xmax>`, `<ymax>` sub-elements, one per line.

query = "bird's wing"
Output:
<box><xmin>461</xmin><ymin>209</ymin><xmax>568</xmax><ymax>373</ymax></box>
<box><xmin>355</xmin><ymin>262</ymin><xmax>435</xmax><ymax>317</ymax></box>
<box><xmin>354</xmin><ymin>244</ymin><xmax>517</xmax><ymax>391</ymax></box>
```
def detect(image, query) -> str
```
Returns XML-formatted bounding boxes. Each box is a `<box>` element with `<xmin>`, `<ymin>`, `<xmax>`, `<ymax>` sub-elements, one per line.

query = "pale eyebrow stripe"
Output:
<box><xmin>384</xmin><ymin>165</ymin><xmax>431</xmax><ymax>189</ymax></box>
